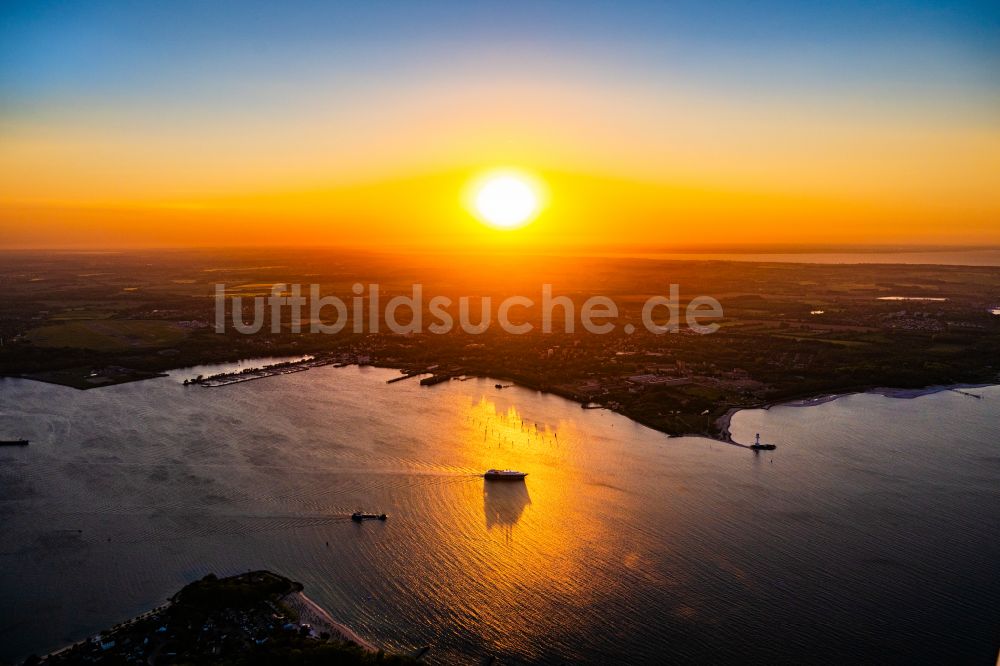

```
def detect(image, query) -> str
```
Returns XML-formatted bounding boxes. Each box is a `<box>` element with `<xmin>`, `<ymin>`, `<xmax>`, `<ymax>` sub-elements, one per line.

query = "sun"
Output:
<box><xmin>469</xmin><ymin>171</ymin><xmax>543</xmax><ymax>230</ymax></box>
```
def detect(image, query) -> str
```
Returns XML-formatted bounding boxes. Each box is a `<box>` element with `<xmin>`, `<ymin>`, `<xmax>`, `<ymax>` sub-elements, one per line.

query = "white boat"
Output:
<box><xmin>483</xmin><ymin>469</ymin><xmax>527</xmax><ymax>481</ymax></box>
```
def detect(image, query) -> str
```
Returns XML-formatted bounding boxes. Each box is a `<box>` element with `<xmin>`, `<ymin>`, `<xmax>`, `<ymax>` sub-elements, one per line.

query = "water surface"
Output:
<box><xmin>0</xmin><ymin>368</ymin><xmax>997</xmax><ymax>664</ymax></box>
<box><xmin>586</xmin><ymin>248</ymin><xmax>1000</xmax><ymax>266</ymax></box>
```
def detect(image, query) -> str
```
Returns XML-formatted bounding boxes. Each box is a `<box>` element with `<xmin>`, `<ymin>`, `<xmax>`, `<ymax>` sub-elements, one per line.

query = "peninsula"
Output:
<box><xmin>26</xmin><ymin>571</ymin><xmax>411</xmax><ymax>665</ymax></box>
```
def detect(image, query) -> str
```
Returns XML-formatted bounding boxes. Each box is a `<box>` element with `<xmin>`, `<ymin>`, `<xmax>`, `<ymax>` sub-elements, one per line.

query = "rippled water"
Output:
<box><xmin>0</xmin><ymin>368</ymin><xmax>998</xmax><ymax>664</ymax></box>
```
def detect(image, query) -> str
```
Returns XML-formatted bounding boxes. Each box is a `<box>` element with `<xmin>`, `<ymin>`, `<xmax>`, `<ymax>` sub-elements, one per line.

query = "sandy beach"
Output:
<box><xmin>868</xmin><ymin>383</ymin><xmax>991</xmax><ymax>399</ymax></box>
<box><xmin>711</xmin><ymin>383</ymin><xmax>992</xmax><ymax>446</ymax></box>
<box><xmin>281</xmin><ymin>591</ymin><xmax>378</xmax><ymax>652</ymax></box>
<box><xmin>713</xmin><ymin>407</ymin><xmax>742</xmax><ymax>443</ymax></box>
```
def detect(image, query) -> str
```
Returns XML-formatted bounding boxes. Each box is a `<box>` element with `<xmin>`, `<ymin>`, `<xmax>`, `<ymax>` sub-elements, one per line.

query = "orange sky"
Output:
<box><xmin>2</xmin><ymin>3</ymin><xmax>999</xmax><ymax>250</ymax></box>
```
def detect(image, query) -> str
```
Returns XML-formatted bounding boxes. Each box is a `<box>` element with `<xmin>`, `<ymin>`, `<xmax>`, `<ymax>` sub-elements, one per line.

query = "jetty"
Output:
<box><xmin>386</xmin><ymin>365</ymin><xmax>444</xmax><ymax>384</ymax></box>
<box><xmin>185</xmin><ymin>355</ymin><xmax>338</xmax><ymax>388</ymax></box>
<box><xmin>420</xmin><ymin>374</ymin><xmax>452</xmax><ymax>386</ymax></box>
<box><xmin>387</xmin><ymin>371</ymin><xmax>423</xmax><ymax>384</ymax></box>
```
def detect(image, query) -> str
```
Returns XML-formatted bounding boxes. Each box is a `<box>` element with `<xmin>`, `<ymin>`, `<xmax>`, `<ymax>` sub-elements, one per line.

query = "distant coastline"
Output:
<box><xmin>169</xmin><ymin>356</ymin><xmax>997</xmax><ymax>447</ymax></box>
<box><xmin>712</xmin><ymin>382</ymin><xmax>993</xmax><ymax>446</ymax></box>
<box><xmin>4</xmin><ymin>353</ymin><xmax>995</xmax><ymax>450</ymax></box>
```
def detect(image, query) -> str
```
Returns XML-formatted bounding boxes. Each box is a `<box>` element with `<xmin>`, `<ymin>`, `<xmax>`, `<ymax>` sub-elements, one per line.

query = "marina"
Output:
<box><xmin>183</xmin><ymin>356</ymin><xmax>334</xmax><ymax>387</ymax></box>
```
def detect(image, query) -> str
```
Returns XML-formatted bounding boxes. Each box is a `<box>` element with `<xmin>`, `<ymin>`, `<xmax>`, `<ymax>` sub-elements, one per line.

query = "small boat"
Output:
<box><xmin>495</xmin><ymin>383</ymin><xmax>503</xmax><ymax>389</ymax></box>
<box><xmin>351</xmin><ymin>511</ymin><xmax>387</xmax><ymax>522</ymax></box>
<box><xmin>484</xmin><ymin>469</ymin><xmax>527</xmax><ymax>481</ymax></box>
<box><xmin>749</xmin><ymin>433</ymin><xmax>776</xmax><ymax>451</ymax></box>
<box><xmin>0</xmin><ymin>439</ymin><xmax>29</xmax><ymax>446</ymax></box>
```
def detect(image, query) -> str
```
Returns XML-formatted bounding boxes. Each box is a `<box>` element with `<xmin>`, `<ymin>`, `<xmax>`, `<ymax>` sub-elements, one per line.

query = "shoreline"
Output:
<box><xmin>763</xmin><ymin>382</ymin><xmax>992</xmax><ymax>409</ymax></box>
<box><xmin>369</xmin><ymin>364</ymin><xmax>995</xmax><ymax>447</ymax></box>
<box><xmin>713</xmin><ymin>407</ymin><xmax>743</xmax><ymax>444</ymax></box>
<box><xmin>281</xmin><ymin>590</ymin><xmax>378</xmax><ymax>653</ymax></box>
<box><xmin>708</xmin><ymin>382</ymin><xmax>992</xmax><ymax>446</ymax></box>
<box><xmin>30</xmin><ymin>578</ymin><xmax>376</xmax><ymax>665</ymax></box>
<box><xmin>5</xmin><ymin>354</ymin><xmax>994</xmax><ymax>448</ymax></box>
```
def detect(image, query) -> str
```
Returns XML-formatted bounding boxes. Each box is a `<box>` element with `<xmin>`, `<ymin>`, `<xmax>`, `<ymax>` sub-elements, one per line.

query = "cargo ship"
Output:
<box><xmin>0</xmin><ymin>439</ymin><xmax>29</xmax><ymax>447</ymax></box>
<box><xmin>351</xmin><ymin>511</ymin><xmax>387</xmax><ymax>522</ymax></box>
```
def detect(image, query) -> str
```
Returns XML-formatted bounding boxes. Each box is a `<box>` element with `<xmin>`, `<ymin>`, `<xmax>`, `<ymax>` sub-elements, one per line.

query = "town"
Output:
<box><xmin>2</xmin><ymin>249</ymin><xmax>999</xmax><ymax>438</ymax></box>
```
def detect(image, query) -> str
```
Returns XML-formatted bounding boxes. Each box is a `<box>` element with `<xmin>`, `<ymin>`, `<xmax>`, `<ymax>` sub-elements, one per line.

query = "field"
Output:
<box><xmin>25</xmin><ymin>320</ymin><xmax>189</xmax><ymax>351</ymax></box>
<box><xmin>1</xmin><ymin>249</ymin><xmax>999</xmax><ymax>438</ymax></box>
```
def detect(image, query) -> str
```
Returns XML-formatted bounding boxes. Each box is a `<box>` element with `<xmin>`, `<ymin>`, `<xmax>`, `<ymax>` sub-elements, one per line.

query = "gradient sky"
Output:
<box><xmin>1</xmin><ymin>0</ymin><xmax>998</xmax><ymax>249</ymax></box>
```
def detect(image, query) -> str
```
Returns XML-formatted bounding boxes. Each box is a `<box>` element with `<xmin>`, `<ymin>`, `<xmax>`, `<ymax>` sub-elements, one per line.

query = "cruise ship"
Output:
<box><xmin>483</xmin><ymin>469</ymin><xmax>528</xmax><ymax>481</ymax></box>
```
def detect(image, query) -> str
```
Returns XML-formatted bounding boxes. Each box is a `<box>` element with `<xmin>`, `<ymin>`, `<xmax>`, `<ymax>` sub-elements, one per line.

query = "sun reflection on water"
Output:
<box><xmin>483</xmin><ymin>480</ymin><xmax>531</xmax><ymax>532</ymax></box>
<box><xmin>421</xmin><ymin>395</ymin><xmax>622</xmax><ymax>656</ymax></box>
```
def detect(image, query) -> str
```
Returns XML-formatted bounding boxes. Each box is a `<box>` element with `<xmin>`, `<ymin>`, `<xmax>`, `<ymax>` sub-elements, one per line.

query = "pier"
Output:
<box><xmin>420</xmin><ymin>374</ymin><xmax>452</xmax><ymax>386</ymax></box>
<box><xmin>386</xmin><ymin>371</ymin><xmax>424</xmax><ymax>384</ymax></box>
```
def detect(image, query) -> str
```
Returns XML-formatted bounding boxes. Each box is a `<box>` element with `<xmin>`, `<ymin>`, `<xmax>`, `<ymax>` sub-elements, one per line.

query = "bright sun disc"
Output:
<box><xmin>472</xmin><ymin>174</ymin><xmax>540</xmax><ymax>229</ymax></box>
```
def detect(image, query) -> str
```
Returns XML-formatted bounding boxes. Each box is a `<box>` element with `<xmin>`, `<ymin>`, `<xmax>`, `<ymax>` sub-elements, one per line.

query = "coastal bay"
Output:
<box><xmin>1</xmin><ymin>365</ymin><xmax>998</xmax><ymax>663</ymax></box>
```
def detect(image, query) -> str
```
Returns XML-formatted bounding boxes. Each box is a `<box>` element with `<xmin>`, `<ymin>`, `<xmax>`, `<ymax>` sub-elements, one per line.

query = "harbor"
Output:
<box><xmin>183</xmin><ymin>356</ymin><xmax>335</xmax><ymax>387</ymax></box>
